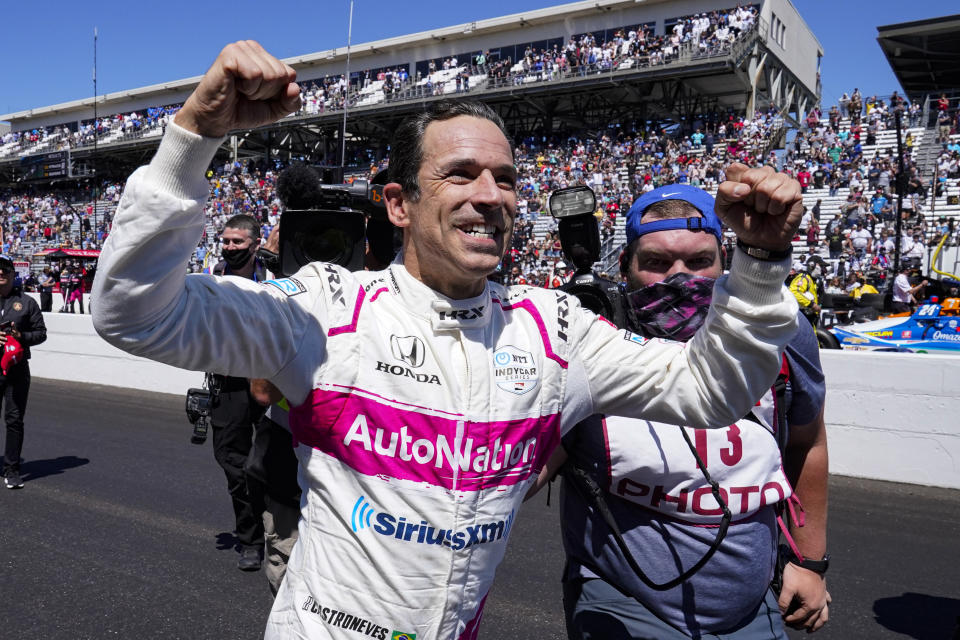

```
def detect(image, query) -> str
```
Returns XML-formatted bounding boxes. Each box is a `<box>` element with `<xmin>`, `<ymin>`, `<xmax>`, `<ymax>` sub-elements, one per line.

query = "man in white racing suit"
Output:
<box><xmin>92</xmin><ymin>42</ymin><xmax>802</xmax><ymax>640</ymax></box>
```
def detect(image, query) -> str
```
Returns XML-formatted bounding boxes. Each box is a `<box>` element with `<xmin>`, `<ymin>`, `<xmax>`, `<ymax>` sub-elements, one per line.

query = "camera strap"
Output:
<box><xmin>565</xmin><ymin>423</ymin><xmax>731</xmax><ymax>592</ymax></box>
<box><xmin>204</xmin><ymin>372</ymin><xmax>222</xmax><ymax>397</ymax></box>
<box><xmin>566</xmin><ymin>354</ymin><xmax>796</xmax><ymax>592</ymax></box>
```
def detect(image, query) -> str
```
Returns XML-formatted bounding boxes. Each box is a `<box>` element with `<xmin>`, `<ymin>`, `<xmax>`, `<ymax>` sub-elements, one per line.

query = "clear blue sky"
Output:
<box><xmin>0</xmin><ymin>0</ymin><xmax>953</xmax><ymax>119</ymax></box>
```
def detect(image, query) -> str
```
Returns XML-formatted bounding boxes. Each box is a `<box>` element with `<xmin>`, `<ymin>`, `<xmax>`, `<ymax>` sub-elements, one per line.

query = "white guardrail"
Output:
<box><xmin>818</xmin><ymin>349</ymin><xmax>960</xmax><ymax>490</ymax></box>
<box><xmin>29</xmin><ymin>306</ymin><xmax>202</xmax><ymax>395</ymax></box>
<box><xmin>23</xmin><ymin>301</ymin><xmax>960</xmax><ymax>490</ymax></box>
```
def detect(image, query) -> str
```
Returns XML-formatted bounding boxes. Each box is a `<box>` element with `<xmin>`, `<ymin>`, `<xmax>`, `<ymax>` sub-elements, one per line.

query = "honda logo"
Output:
<box><xmin>390</xmin><ymin>335</ymin><xmax>425</xmax><ymax>368</ymax></box>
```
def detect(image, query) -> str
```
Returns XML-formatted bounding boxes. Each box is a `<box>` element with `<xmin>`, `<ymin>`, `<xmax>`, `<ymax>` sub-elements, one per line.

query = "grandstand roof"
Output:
<box><xmin>877</xmin><ymin>14</ymin><xmax>960</xmax><ymax>99</ymax></box>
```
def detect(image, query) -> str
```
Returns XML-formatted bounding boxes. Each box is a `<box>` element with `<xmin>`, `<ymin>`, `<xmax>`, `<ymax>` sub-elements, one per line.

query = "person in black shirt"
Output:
<box><xmin>0</xmin><ymin>255</ymin><xmax>47</xmax><ymax>489</ymax></box>
<box><xmin>39</xmin><ymin>268</ymin><xmax>56</xmax><ymax>312</ymax></box>
<box><xmin>813</xmin><ymin>168</ymin><xmax>826</xmax><ymax>190</ymax></box>
<box><xmin>209</xmin><ymin>214</ymin><xmax>268</xmax><ymax>571</ymax></box>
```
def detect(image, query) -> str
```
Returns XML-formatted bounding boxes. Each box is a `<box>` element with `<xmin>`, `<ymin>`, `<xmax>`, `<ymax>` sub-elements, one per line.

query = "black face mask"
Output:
<box><xmin>221</xmin><ymin>247</ymin><xmax>253</xmax><ymax>270</ymax></box>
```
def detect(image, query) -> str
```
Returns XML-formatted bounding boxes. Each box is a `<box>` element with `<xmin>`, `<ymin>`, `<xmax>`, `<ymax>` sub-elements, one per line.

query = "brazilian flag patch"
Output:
<box><xmin>391</xmin><ymin>633</ymin><xmax>416</xmax><ymax>640</ymax></box>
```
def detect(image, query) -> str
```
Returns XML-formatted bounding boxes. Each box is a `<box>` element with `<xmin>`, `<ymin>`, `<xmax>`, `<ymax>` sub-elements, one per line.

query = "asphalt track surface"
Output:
<box><xmin>1</xmin><ymin>379</ymin><xmax>958</xmax><ymax>640</ymax></box>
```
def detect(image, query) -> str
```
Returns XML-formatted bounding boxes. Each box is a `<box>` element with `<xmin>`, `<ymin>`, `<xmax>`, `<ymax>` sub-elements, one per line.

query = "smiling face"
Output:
<box><xmin>386</xmin><ymin>115</ymin><xmax>517</xmax><ymax>298</ymax></box>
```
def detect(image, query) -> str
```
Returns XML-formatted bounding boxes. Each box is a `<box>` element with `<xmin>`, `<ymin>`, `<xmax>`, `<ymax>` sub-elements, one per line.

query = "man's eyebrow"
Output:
<box><xmin>438</xmin><ymin>158</ymin><xmax>517</xmax><ymax>179</ymax></box>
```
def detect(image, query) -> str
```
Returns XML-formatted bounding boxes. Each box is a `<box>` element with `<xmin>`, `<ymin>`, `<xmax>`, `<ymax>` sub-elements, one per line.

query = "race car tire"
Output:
<box><xmin>816</xmin><ymin>329</ymin><xmax>840</xmax><ymax>350</ymax></box>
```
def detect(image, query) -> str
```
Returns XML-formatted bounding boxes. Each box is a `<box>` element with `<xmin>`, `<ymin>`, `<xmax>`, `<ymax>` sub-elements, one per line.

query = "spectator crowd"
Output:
<box><xmin>3</xmin><ymin>4</ymin><xmax>762</xmax><ymax>160</ymax></box>
<box><xmin>2</xmin><ymin>80</ymin><xmax>959</xmax><ymax>314</ymax></box>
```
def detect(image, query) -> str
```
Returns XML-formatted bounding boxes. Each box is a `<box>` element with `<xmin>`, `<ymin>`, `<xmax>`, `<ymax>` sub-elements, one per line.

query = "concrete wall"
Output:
<box><xmin>819</xmin><ymin>349</ymin><xmax>960</xmax><ymax>490</ymax></box>
<box><xmin>30</xmin><ymin>313</ymin><xmax>202</xmax><ymax>396</ymax></box>
<box><xmin>25</xmin><ymin>314</ymin><xmax>960</xmax><ymax>489</ymax></box>
<box><xmin>26</xmin><ymin>292</ymin><xmax>89</xmax><ymax>314</ymax></box>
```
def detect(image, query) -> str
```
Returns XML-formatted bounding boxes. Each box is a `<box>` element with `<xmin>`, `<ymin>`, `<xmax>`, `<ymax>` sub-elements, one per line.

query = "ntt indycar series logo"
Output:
<box><xmin>493</xmin><ymin>345</ymin><xmax>540</xmax><ymax>395</ymax></box>
<box><xmin>351</xmin><ymin>496</ymin><xmax>515</xmax><ymax>551</ymax></box>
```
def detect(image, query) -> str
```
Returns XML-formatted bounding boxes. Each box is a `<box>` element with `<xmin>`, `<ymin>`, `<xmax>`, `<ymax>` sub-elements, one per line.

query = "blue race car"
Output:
<box><xmin>819</xmin><ymin>297</ymin><xmax>960</xmax><ymax>353</ymax></box>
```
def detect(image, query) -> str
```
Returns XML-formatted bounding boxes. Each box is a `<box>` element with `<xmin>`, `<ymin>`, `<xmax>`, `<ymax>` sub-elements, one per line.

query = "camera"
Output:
<box><xmin>547</xmin><ymin>186</ymin><xmax>627</xmax><ymax>329</ymax></box>
<box><xmin>188</xmin><ymin>167</ymin><xmax>398</xmax><ymax>443</ymax></box>
<box><xmin>185</xmin><ymin>387</ymin><xmax>215</xmax><ymax>445</ymax></box>
<box><xmin>275</xmin><ymin>164</ymin><xmax>391</xmax><ymax>276</ymax></box>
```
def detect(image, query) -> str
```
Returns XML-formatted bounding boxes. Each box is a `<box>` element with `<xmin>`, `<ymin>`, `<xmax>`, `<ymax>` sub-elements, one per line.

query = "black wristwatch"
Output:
<box><xmin>790</xmin><ymin>554</ymin><xmax>830</xmax><ymax>575</ymax></box>
<box><xmin>736</xmin><ymin>239</ymin><xmax>793</xmax><ymax>262</ymax></box>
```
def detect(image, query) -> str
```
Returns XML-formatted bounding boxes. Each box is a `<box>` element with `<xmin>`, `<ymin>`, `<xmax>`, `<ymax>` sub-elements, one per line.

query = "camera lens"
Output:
<box><xmin>295</xmin><ymin>227</ymin><xmax>354</xmax><ymax>265</ymax></box>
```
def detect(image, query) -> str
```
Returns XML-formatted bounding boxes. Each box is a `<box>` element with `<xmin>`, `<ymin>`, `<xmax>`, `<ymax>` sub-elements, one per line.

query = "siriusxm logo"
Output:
<box><xmin>351</xmin><ymin>496</ymin><xmax>514</xmax><ymax>552</ymax></box>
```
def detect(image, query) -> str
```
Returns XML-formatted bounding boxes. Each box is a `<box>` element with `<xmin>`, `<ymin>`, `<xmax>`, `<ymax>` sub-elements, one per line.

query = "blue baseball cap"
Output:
<box><xmin>626</xmin><ymin>184</ymin><xmax>723</xmax><ymax>246</ymax></box>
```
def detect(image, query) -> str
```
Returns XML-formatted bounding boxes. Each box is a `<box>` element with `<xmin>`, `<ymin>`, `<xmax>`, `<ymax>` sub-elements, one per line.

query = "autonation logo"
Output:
<box><xmin>351</xmin><ymin>496</ymin><xmax>514</xmax><ymax>551</ymax></box>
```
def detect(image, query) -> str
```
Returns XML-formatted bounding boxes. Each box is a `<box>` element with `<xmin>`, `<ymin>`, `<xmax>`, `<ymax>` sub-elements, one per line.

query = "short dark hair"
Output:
<box><xmin>620</xmin><ymin>200</ymin><xmax>718</xmax><ymax>273</ymax></box>
<box><xmin>223</xmin><ymin>214</ymin><xmax>261</xmax><ymax>241</ymax></box>
<box><xmin>640</xmin><ymin>200</ymin><xmax>700</xmax><ymax>222</ymax></box>
<box><xmin>390</xmin><ymin>100</ymin><xmax>510</xmax><ymax>201</ymax></box>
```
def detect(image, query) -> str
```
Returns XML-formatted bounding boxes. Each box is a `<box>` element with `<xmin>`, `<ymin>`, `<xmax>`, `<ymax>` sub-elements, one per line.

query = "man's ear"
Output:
<box><xmin>383</xmin><ymin>182</ymin><xmax>411</xmax><ymax>229</ymax></box>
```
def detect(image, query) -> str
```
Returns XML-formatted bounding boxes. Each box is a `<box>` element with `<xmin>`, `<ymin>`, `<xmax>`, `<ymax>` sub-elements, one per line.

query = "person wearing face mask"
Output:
<box><xmin>209</xmin><ymin>213</ymin><xmax>268</xmax><ymax>571</ymax></box>
<box><xmin>0</xmin><ymin>254</ymin><xmax>47</xmax><ymax>489</ymax></box>
<box><xmin>533</xmin><ymin>185</ymin><xmax>830</xmax><ymax>638</ymax></box>
<box><xmin>216</xmin><ymin>214</ymin><xmax>265</xmax><ymax>280</ymax></box>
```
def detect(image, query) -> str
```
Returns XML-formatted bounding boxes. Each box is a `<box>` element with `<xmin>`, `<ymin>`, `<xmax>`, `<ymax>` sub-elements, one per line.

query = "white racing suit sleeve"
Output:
<box><xmin>565</xmin><ymin>250</ymin><xmax>798</xmax><ymax>430</ymax></box>
<box><xmin>91</xmin><ymin>123</ymin><xmax>325</xmax><ymax>405</ymax></box>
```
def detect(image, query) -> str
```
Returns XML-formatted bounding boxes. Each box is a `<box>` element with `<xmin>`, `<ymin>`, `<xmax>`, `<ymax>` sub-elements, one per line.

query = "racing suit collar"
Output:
<box><xmin>388</xmin><ymin>261</ymin><xmax>492</xmax><ymax>332</ymax></box>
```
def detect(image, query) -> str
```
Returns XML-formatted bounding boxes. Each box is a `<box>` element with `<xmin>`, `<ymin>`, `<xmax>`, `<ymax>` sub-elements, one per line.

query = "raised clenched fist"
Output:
<box><xmin>175</xmin><ymin>40</ymin><xmax>301</xmax><ymax>138</ymax></box>
<box><xmin>715</xmin><ymin>163</ymin><xmax>804</xmax><ymax>251</ymax></box>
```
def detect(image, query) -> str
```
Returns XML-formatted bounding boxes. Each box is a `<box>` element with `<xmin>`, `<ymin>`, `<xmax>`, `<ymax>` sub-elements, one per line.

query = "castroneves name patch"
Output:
<box><xmin>493</xmin><ymin>346</ymin><xmax>539</xmax><ymax>395</ymax></box>
<box><xmin>265</xmin><ymin>278</ymin><xmax>306</xmax><ymax>296</ymax></box>
<box><xmin>300</xmin><ymin>596</ymin><xmax>392</xmax><ymax>639</ymax></box>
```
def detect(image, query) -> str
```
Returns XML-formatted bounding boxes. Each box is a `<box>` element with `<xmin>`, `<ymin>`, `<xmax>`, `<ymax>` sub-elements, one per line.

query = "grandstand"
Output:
<box><xmin>1</xmin><ymin>0</ymin><xmax>820</xmax><ymax>269</ymax></box>
<box><xmin>2</xmin><ymin>0</ymin><xmax>959</xmax><ymax>291</ymax></box>
<box><xmin>0</xmin><ymin>0</ymin><xmax>820</xmax><ymax>173</ymax></box>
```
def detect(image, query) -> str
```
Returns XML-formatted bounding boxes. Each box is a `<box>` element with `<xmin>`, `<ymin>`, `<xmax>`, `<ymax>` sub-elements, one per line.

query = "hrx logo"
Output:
<box><xmin>324</xmin><ymin>263</ymin><xmax>345</xmax><ymax>307</ymax></box>
<box><xmin>557</xmin><ymin>294</ymin><xmax>570</xmax><ymax>341</ymax></box>
<box><xmin>437</xmin><ymin>306</ymin><xmax>484</xmax><ymax>321</ymax></box>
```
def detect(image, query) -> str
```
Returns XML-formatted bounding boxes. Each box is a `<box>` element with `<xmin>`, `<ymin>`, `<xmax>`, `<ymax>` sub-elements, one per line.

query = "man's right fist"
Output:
<box><xmin>175</xmin><ymin>40</ymin><xmax>301</xmax><ymax>138</ymax></box>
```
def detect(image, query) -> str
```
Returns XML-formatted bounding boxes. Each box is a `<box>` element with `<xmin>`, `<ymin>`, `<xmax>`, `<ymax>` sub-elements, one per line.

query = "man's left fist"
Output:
<box><xmin>715</xmin><ymin>162</ymin><xmax>804</xmax><ymax>251</ymax></box>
